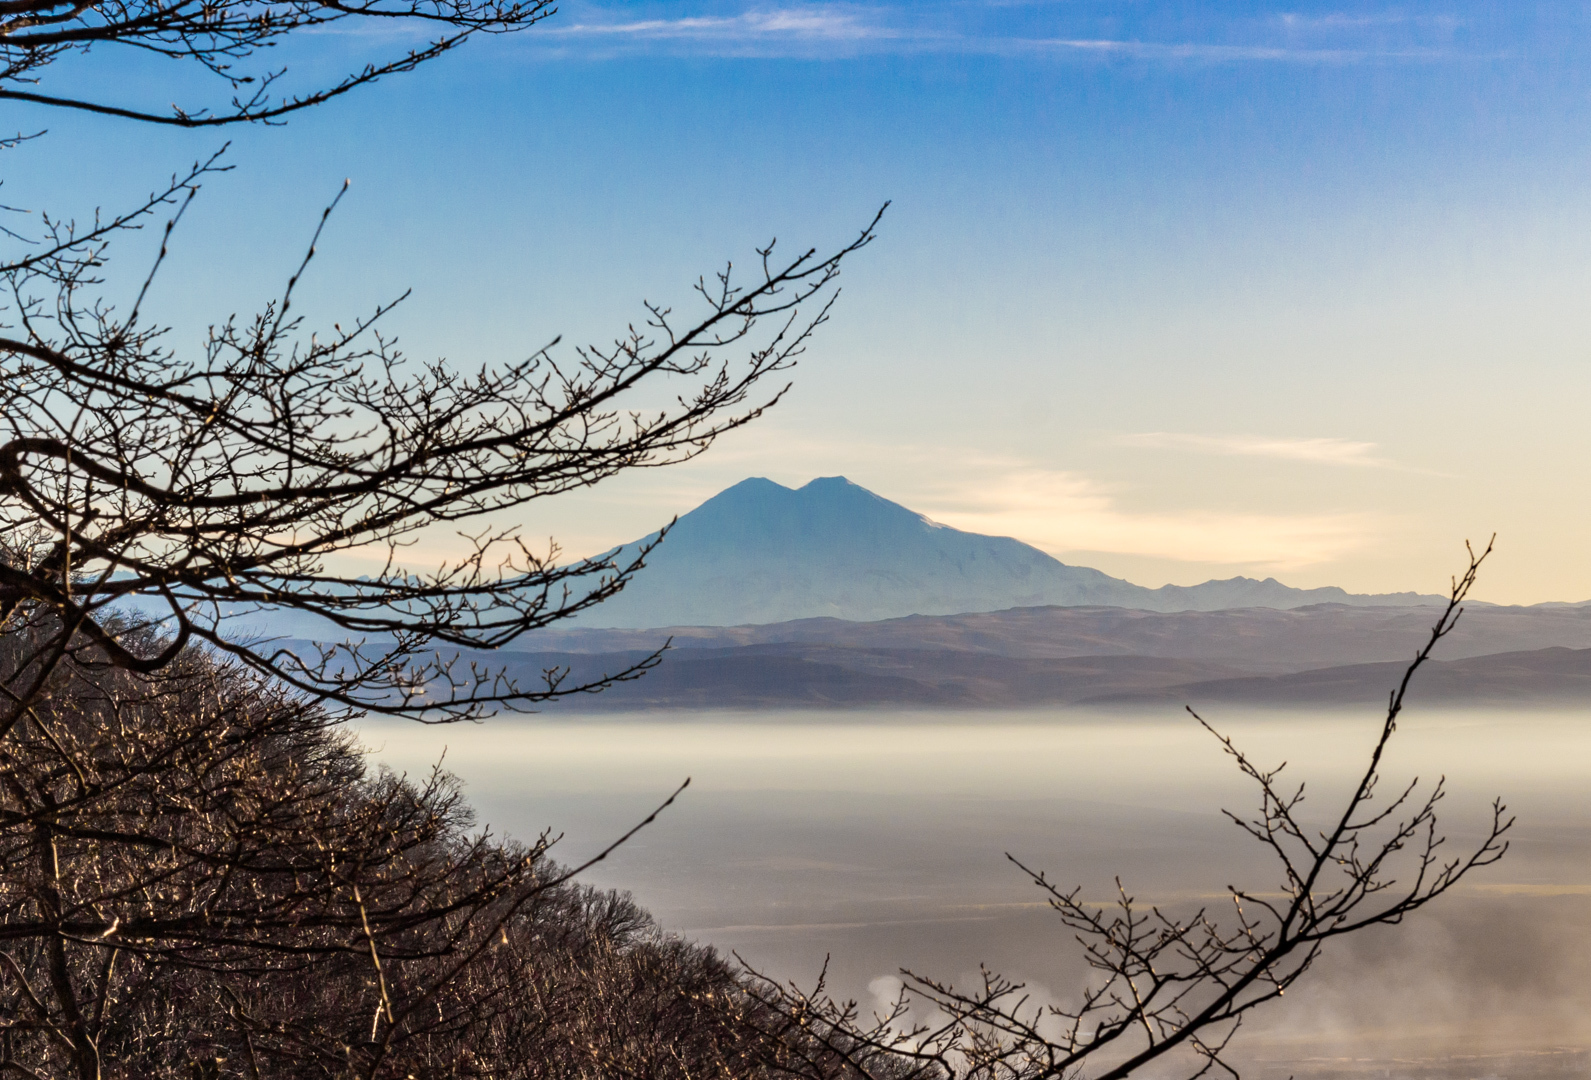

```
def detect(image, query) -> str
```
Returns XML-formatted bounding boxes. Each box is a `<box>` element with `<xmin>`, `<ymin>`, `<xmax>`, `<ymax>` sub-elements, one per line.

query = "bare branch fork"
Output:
<box><xmin>744</xmin><ymin>539</ymin><xmax>1512</xmax><ymax>1080</ymax></box>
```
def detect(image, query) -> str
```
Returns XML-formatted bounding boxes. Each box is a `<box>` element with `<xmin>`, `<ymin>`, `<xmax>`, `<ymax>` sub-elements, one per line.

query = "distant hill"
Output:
<box><xmin>257</xmin><ymin>599</ymin><xmax>1591</xmax><ymax>711</ymax></box>
<box><xmin>499</xmin><ymin>646</ymin><xmax>1255</xmax><ymax>710</ymax></box>
<box><xmin>520</xmin><ymin>601</ymin><xmax>1591</xmax><ymax>670</ymax></box>
<box><xmin>475</xmin><ymin>642</ymin><xmax>1591</xmax><ymax>711</ymax></box>
<box><xmin>1102</xmin><ymin>646</ymin><xmax>1591</xmax><ymax>708</ymax></box>
<box><xmin>577</xmin><ymin>476</ymin><xmax>1443</xmax><ymax>627</ymax></box>
<box><xmin>501</xmin><ymin>600</ymin><xmax>1591</xmax><ymax>709</ymax></box>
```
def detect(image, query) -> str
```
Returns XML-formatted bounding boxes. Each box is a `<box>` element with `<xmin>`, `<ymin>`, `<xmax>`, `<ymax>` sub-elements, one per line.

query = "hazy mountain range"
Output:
<box><xmin>492</xmin><ymin>642</ymin><xmax>1591</xmax><ymax>711</ymax></box>
<box><xmin>522</xmin><ymin>600</ymin><xmax>1591</xmax><ymax>668</ymax></box>
<box><xmin>503</xmin><ymin>601</ymin><xmax>1591</xmax><ymax>710</ymax></box>
<box><xmin>577</xmin><ymin>476</ymin><xmax>1445</xmax><ymax>627</ymax></box>
<box><xmin>120</xmin><ymin>474</ymin><xmax>1591</xmax><ymax>708</ymax></box>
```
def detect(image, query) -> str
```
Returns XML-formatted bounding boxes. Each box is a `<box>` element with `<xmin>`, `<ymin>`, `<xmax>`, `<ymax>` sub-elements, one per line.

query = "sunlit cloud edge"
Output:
<box><xmin>1116</xmin><ymin>431</ymin><xmax>1403</xmax><ymax>469</ymax></box>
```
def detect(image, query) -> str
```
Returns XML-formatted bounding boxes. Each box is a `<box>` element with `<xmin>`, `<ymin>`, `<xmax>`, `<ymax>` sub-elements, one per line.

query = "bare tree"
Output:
<box><xmin>0</xmin><ymin>180</ymin><xmax>882</xmax><ymax>724</ymax></box>
<box><xmin>746</xmin><ymin>541</ymin><xmax>1512</xmax><ymax>1080</ymax></box>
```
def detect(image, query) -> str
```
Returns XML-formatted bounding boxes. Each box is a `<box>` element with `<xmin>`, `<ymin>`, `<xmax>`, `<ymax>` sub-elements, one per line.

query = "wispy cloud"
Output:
<box><xmin>919</xmin><ymin>464</ymin><xmax>1382</xmax><ymax>570</ymax></box>
<box><xmin>538</xmin><ymin>5</ymin><xmax>917</xmax><ymax>55</ymax></box>
<box><xmin>533</xmin><ymin>4</ymin><xmax>1492</xmax><ymax>63</ymax></box>
<box><xmin>1274</xmin><ymin>11</ymin><xmax>1463</xmax><ymax>33</ymax></box>
<box><xmin>401</xmin><ymin>431</ymin><xmax>1391</xmax><ymax>574</ymax></box>
<box><xmin>1022</xmin><ymin>38</ymin><xmax>1461</xmax><ymax>63</ymax></box>
<box><xmin>549</xmin><ymin>9</ymin><xmax>893</xmax><ymax>44</ymax></box>
<box><xmin>1116</xmin><ymin>432</ymin><xmax>1401</xmax><ymax>469</ymax></box>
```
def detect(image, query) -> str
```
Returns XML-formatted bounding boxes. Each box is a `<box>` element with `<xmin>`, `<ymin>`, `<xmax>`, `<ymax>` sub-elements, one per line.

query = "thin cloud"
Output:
<box><xmin>540</xmin><ymin>6</ymin><xmax>914</xmax><ymax>54</ymax></box>
<box><xmin>1275</xmin><ymin>11</ymin><xmax>1464</xmax><ymax>33</ymax></box>
<box><xmin>550</xmin><ymin>10</ymin><xmax>892</xmax><ymax>42</ymax></box>
<box><xmin>918</xmin><ymin>465</ymin><xmax>1384</xmax><ymax>570</ymax></box>
<box><xmin>1025</xmin><ymin>38</ymin><xmax>1462</xmax><ymax>63</ymax></box>
<box><xmin>1116</xmin><ymin>432</ymin><xmax>1402</xmax><ymax>469</ymax></box>
<box><xmin>393</xmin><ymin>432</ymin><xmax>1392</xmax><ymax>573</ymax></box>
<box><xmin>534</xmin><ymin>4</ymin><xmax>1492</xmax><ymax>62</ymax></box>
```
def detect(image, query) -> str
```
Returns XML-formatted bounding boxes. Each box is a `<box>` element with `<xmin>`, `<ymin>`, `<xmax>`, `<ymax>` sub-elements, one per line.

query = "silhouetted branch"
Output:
<box><xmin>0</xmin><ymin>0</ymin><xmax>555</xmax><ymax>128</ymax></box>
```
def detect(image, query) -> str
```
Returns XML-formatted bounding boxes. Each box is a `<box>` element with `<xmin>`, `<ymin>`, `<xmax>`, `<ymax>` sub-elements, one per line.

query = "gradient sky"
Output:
<box><xmin>17</xmin><ymin>1</ymin><xmax>1591</xmax><ymax>603</ymax></box>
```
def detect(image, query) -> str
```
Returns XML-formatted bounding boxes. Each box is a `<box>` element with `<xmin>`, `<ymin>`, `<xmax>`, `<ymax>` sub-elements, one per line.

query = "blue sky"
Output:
<box><xmin>16</xmin><ymin>2</ymin><xmax>1591</xmax><ymax>602</ymax></box>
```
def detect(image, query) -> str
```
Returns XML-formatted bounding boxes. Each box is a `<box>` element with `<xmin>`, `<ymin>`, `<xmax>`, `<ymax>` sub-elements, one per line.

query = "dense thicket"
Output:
<box><xmin>0</xmin><ymin>615</ymin><xmax>830</xmax><ymax>1079</ymax></box>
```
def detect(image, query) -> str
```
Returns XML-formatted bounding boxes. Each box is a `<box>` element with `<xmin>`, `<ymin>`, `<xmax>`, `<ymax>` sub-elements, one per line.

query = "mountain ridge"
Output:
<box><xmin>523</xmin><ymin>600</ymin><xmax>1591</xmax><ymax>669</ymax></box>
<box><xmin>577</xmin><ymin>476</ymin><xmax>1444</xmax><ymax>627</ymax></box>
<box><xmin>432</xmin><ymin>641</ymin><xmax>1591</xmax><ymax>712</ymax></box>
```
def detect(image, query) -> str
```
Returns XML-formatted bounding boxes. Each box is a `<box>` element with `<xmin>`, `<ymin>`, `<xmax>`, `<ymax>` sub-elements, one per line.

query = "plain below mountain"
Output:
<box><xmin>503</xmin><ymin>646</ymin><xmax>1254</xmax><ymax>710</ymax></box>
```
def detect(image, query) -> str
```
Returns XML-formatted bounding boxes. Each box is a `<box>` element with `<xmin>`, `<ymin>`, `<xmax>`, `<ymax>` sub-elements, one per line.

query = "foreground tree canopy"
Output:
<box><xmin>0</xmin><ymin>6</ymin><xmax>894</xmax><ymax>1075</ymax></box>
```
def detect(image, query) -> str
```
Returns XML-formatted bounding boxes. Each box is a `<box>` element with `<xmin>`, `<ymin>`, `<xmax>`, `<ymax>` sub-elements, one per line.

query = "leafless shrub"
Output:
<box><xmin>0</xmin><ymin>615</ymin><xmax>828</xmax><ymax>1079</ymax></box>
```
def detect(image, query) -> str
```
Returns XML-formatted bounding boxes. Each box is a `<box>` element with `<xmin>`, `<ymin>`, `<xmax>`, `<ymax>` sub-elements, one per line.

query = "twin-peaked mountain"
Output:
<box><xmin>578</xmin><ymin>476</ymin><xmax>1440</xmax><ymax>628</ymax></box>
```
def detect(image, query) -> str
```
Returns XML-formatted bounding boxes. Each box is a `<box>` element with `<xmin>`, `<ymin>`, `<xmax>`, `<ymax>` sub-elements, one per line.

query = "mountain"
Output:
<box><xmin>576</xmin><ymin>476</ymin><xmax>1442</xmax><ymax>627</ymax></box>
<box><xmin>109</xmin><ymin>476</ymin><xmax>1454</xmax><ymax>642</ymax></box>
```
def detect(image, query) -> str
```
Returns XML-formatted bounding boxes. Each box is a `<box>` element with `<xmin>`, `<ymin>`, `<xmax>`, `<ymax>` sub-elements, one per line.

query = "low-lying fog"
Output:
<box><xmin>356</xmin><ymin>707</ymin><xmax>1591</xmax><ymax>1078</ymax></box>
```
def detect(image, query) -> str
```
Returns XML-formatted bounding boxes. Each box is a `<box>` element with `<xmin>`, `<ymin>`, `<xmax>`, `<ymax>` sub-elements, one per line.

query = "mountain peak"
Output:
<box><xmin>700</xmin><ymin>476</ymin><xmax>788</xmax><ymax>502</ymax></box>
<box><xmin>800</xmin><ymin>475</ymin><xmax>857</xmax><ymax>490</ymax></box>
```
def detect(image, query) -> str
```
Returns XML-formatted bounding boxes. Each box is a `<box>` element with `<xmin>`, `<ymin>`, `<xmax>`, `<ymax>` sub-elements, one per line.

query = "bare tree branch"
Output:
<box><xmin>746</xmin><ymin>541</ymin><xmax>1512</xmax><ymax>1080</ymax></box>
